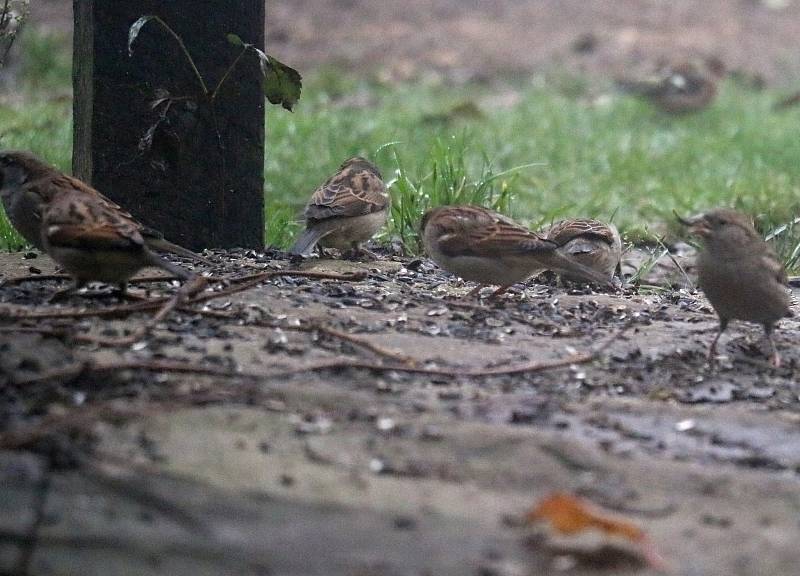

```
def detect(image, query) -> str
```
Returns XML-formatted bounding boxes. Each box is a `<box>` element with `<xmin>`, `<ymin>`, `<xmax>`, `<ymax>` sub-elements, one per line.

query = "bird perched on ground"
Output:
<box><xmin>545</xmin><ymin>218</ymin><xmax>622</xmax><ymax>282</ymax></box>
<box><xmin>0</xmin><ymin>150</ymin><xmax>203</xmax><ymax>296</ymax></box>
<box><xmin>40</xmin><ymin>187</ymin><xmax>194</xmax><ymax>297</ymax></box>
<box><xmin>291</xmin><ymin>157</ymin><xmax>390</xmax><ymax>257</ymax></box>
<box><xmin>679</xmin><ymin>208</ymin><xmax>792</xmax><ymax>367</ymax></box>
<box><xmin>0</xmin><ymin>151</ymin><xmax>210</xmax><ymax>262</ymax></box>
<box><xmin>617</xmin><ymin>56</ymin><xmax>726</xmax><ymax>114</ymax></box>
<box><xmin>421</xmin><ymin>205</ymin><xmax>613</xmax><ymax>298</ymax></box>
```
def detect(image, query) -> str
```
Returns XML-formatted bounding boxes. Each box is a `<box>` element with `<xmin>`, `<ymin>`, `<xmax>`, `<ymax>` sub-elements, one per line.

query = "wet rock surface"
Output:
<box><xmin>2</xmin><ymin>247</ymin><xmax>800</xmax><ymax>575</ymax></box>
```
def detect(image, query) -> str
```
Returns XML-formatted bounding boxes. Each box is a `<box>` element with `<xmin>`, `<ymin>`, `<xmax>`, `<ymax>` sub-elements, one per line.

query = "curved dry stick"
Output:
<box><xmin>246</xmin><ymin>320</ymin><xmax>416</xmax><ymax>364</ymax></box>
<box><xmin>1</xmin><ymin>273</ymin><xmax>197</xmax><ymax>286</ymax></box>
<box><xmin>0</xmin><ymin>269</ymin><xmax>367</xmax><ymax>321</ymax></box>
<box><xmin>11</xmin><ymin>320</ymin><xmax>631</xmax><ymax>386</ymax></box>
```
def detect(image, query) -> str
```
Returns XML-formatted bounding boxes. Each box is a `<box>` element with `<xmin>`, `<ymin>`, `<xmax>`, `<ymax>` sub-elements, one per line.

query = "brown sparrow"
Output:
<box><xmin>291</xmin><ymin>157</ymin><xmax>390</xmax><ymax>257</ymax></box>
<box><xmin>421</xmin><ymin>205</ymin><xmax>613</xmax><ymax>298</ymax></box>
<box><xmin>0</xmin><ymin>151</ymin><xmax>200</xmax><ymax>295</ymax></box>
<box><xmin>0</xmin><ymin>150</ymin><xmax>211</xmax><ymax>264</ymax></box>
<box><xmin>545</xmin><ymin>218</ymin><xmax>622</xmax><ymax>282</ymax></box>
<box><xmin>41</xmin><ymin>188</ymin><xmax>194</xmax><ymax>295</ymax></box>
<box><xmin>617</xmin><ymin>56</ymin><xmax>726</xmax><ymax>114</ymax></box>
<box><xmin>680</xmin><ymin>208</ymin><xmax>792</xmax><ymax>367</ymax></box>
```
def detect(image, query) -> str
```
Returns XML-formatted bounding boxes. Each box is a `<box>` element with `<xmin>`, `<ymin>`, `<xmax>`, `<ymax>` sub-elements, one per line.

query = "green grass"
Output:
<box><xmin>268</xmin><ymin>73</ymin><xmax>800</xmax><ymax>262</ymax></box>
<box><xmin>5</xmin><ymin>29</ymin><xmax>800</xmax><ymax>269</ymax></box>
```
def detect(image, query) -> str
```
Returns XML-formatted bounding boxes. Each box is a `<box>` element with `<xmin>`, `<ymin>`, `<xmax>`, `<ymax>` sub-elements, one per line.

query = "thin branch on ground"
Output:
<box><xmin>261</xmin><ymin>321</ymin><xmax>416</xmax><ymax>364</ymax></box>
<box><xmin>0</xmin><ymin>269</ymin><xmax>367</xmax><ymax>321</ymax></box>
<box><xmin>0</xmin><ymin>321</ymin><xmax>634</xmax><ymax>458</ymax></box>
<box><xmin>10</xmin><ymin>318</ymin><xmax>633</xmax><ymax>388</ymax></box>
<box><xmin>0</xmin><ymin>273</ymin><xmax>195</xmax><ymax>286</ymax></box>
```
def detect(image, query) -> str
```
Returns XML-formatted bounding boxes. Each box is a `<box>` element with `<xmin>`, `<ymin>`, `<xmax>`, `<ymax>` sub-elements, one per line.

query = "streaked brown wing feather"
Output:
<box><xmin>44</xmin><ymin>191</ymin><xmax>146</xmax><ymax>251</ymax></box>
<box><xmin>437</xmin><ymin>221</ymin><xmax>553</xmax><ymax>259</ymax></box>
<box><xmin>547</xmin><ymin>218</ymin><xmax>616</xmax><ymax>246</ymax></box>
<box><xmin>305</xmin><ymin>168</ymin><xmax>388</xmax><ymax>221</ymax></box>
<box><xmin>45</xmin><ymin>222</ymin><xmax>144</xmax><ymax>251</ymax></box>
<box><xmin>47</xmin><ymin>173</ymin><xmax>146</xmax><ymax>225</ymax></box>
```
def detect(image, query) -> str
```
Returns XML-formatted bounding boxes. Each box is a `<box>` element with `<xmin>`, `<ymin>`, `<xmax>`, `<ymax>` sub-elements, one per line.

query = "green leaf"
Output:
<box><xmin>254</xmin><ymin>48</ymin><xmax>302</xmax><ymax>112</ymax></box>
<box><xmin>226</xmin><ymin>33</ymin><xmax>244</xmax><ymax>47</ymax></box>
<box><xmin>128</xmin><ymin>15</ymin><xmax>156</xmax><ymax>56</ymax></box>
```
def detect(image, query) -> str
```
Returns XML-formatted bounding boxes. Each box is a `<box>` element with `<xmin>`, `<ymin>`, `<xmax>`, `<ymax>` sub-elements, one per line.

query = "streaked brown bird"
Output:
<box><xmin>421</xmin><ymin>205</ymin><xmax>613</xmax><ymax>298</ymax></box>
<box><xmin>680</xmin><ymin>208</ymin><xmax>792</xmax><ymax>367</ymax></box>
<box><xmin>545</xmin><ymin>218</ymin><xmax>622</xmax><ymax>282</ymax></box>
<box><xmin>0</xmin><ymin>150</ymin><xmax>210</xmax><ymax>263</ymax></box>
<box><xmin>291</xmin><ymin>157</ymin><xmax>390</xmax><ymax>257</ymax></box>
<box><xmin>0</xmin><ymin>151</ymin><xmax>204</xmax><ymax>296</ymax></box>
<box><xmin>40</xmin><ymin>187</ymin><xmax>194</xmax><ymax>297</ymax></box>
<box><xmin>617</xmin><ymin>56</ymin><xmax>726</xmax><ymax>114</ymax></box>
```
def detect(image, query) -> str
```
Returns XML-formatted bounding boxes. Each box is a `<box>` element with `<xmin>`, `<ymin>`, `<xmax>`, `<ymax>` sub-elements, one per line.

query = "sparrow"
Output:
<box><xmin>40</xmin><ymin>187</ymin><xmax>194</xmax><ymax>296</ymax></box>
<box><xmin>617</xmin><ymin>56</ymin><xmax>726</xmax><ymax>114</ymax></box>
<box><xmin>290</xmin><ymin>157</ymin><xmax>390</xmax><ymax>257</ymax></box>
<box><xmin>545</xmin><ymin>218</ymin><xmax>622</xmax><ymax>282</ymax></box>
<box><xmin>0</xmin><ymin>151</ymin><xmax>202</xmax><ymax>295</ymax></box>
<box><xmin>0</xmin><ymin>150</ymin><xmax>211</xmax><ymax>264</ymax></box>
<box><xmin>679</xmin><ymin>208</ymin><xmax>792</xmax><ymax>367</ymax></box>
<box><xmin>421</xmin><ymin>205</ymin><xmax>613</xmax><ymax>298</ymax></box>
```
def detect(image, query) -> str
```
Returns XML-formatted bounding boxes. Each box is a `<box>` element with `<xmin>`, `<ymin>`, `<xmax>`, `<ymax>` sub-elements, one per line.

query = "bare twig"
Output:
<box><xmin>142</xmin><ymin>16</ymin><xmax>209</xmax><ymax>95</ymax></box>
<box><xmin>262</xmin><ymin>321</ymin><xmax>415</xmax><ymax>364</ymax></box>
<box><xmin>1</xmin><ymin>273</ymin><xmax>194</xmax><ymax>286</ymax></box>
<box><xmin>11</xmin><ymin>319</ymin><xmax>633</xmax><ymax>388</ymax></box>
<box><xmin>210</xmin><ymin>45</ymin><xmax>248</xmax><ymax>101</ymax></box>
<box><xmin>1</xmin><ymin>273</ymin><xmax>72</xmax><ymax>285</ymax></box>
<box><xmin>0</xmin><ymin>269</ymin><xmax>366</xmax><ymax>321</ymax></box>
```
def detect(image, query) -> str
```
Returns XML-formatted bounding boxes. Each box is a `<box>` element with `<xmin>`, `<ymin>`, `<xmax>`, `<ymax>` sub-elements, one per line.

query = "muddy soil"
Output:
<box><xmin>2</xmin><ymin>247</ymin><xmax>800</xmax><ymax>575</ymax></box>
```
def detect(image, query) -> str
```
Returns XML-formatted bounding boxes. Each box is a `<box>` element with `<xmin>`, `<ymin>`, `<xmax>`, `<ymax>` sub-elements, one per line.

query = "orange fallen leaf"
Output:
<box><xmin>527</xmin><ymin>492</ymin><xmax>668</xmax><ymax>572</ymax></box>
<box><xmin>527</xmin><ymin>492</ymin><xmax>644</xmax><ymax>540</ymax></box>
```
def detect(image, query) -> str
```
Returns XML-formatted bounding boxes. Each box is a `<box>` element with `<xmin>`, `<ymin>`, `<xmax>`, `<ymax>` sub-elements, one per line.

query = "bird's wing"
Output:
<box><xmin>547</xmin><ymin>218</ymin><xmax>617</xmax><ymax>246</ymax></box>
<box><xmin>47</xmin><ymin>173</ymin><xmax>208</xmax><ymax>261</ymax></box>
<box><xmin>437</xmin><ymin>209</ymin><xmax>555</xmax><ymax>258</ymax></box>
<box><xmin>305</xmin><ymin>166</ymin><xmax>388</xmax><ymax>221</ymax></box>
<box><xmin>43</xmin><ymin>193</ymin><xmax>145</xmax><ymax>251</ymax></box>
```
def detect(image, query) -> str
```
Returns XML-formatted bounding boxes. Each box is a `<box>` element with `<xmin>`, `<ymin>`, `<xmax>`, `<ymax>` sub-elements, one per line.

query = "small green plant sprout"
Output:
<box><xmin>384</xmin><ymin>137</ymin><xmax>544</xmax><ymax>252</ymax></box>
<box><xmin>128</xmin><ymin>15</ymin><xmax>301</xmax><ymax>111</ymax></box>
<box><xmin>0</xmin><ymin>0</ymin><xmax>29</xmax><ymax>67</ymax></box>
<box><xmin>765</xmin><ymin>216</ymin><xmax>800</xmax><ymax>272</ymax></box>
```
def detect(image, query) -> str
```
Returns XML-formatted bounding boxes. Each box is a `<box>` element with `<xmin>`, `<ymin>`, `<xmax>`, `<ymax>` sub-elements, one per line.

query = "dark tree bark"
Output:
<box><xmin>73</xmin><ymin>1</ymin><xmax>265</xmax><ymax>249</ymax></box>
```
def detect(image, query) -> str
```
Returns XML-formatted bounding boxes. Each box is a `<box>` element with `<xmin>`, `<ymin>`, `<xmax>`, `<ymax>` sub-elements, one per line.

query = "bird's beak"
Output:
<box><xmin>675</xmin><ymin>211</ymin><xmax>710</xmax><ymax>237</ymax></box>
<box><xmin>673</xmin><ymin>210</ymin><xmax>711</xmax><ymax>238</ymax></box>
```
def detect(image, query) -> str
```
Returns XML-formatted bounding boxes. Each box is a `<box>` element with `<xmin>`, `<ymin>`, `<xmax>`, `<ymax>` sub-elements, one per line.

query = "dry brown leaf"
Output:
<box><xmin>527</xmin><ymin>492</ymin><xmax>668</xmax><ymax>572</ymax></box>
<box><xmin>528</xmin><ymin>492</ymin><xmax>644</xmax><ymax>540</ymax></box>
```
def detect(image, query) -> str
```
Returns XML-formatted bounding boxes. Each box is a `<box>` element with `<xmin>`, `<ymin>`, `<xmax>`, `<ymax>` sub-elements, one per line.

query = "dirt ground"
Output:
<box><xmin>6</xmin><ymin>2</ymin><xmax>800</xmax><ymax>575</ymax></box>
<box><xmin>2</xmin><ymin>246</ymin><xmax>800</xmax><ymax>575</ymax></box>
<box><xmin>31</xmin><ymin>0</ymin><xmax>800</xmax><ymax>85</ymax></box>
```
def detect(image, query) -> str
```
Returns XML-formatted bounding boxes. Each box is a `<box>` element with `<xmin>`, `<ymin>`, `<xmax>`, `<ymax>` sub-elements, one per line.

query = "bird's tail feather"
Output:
<box><xmin>145</xmin><ymin>250</ymin><xmax>193</xmax><ymax>281</ymax></box>
<box><xmin>146</xmin><ymin>237</ymin><xmax>214</xmax><ymax>266</ymax></box>
<box><xmin>290</xmin><ymin>228</ymin><xmax>328</xmax><ymax>255</ymax></box>
<box><xmin>549</xmin><ymin>252</ymin><xmax>613</xmax><ymax>289</ymax></box>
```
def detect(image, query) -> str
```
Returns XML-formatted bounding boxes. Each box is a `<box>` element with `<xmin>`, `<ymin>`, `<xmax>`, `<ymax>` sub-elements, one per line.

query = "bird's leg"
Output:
<box><xmin>467</xmin><ymin>285</ymin><xmax>485</xmax><ymax>298</ymax></box>
<box><xmin>707</xmin><ymin>318</ymin><xmax>728</xmax><ymax>365</ymax></box>
<box><xmin>48</xmin><ymin>278</ymin><xmax>86</xmax><ymax>303</ymax></box>
<box><xmin>355</xmin><ymin>242</ymin><xmax>380</xmax><ymax>260</ymax></box>
<box><xmin>489</xmin><ymin>285</ymin><xmax>512</xmax><ymax>299</ymax></box>
<box><xmin>763</xmin><ymin>325</ymin><xmax>781</xmax><ymax>368</ymax></box>
<box><xmin>315</xmin><ymin>244</ymin><xmax>328</xmax><ymax>258</ymax></box>
<box><xmin>115</xmin><ymin>282</ymin><xmax>128</xmax><ymax>298</ymax></box>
